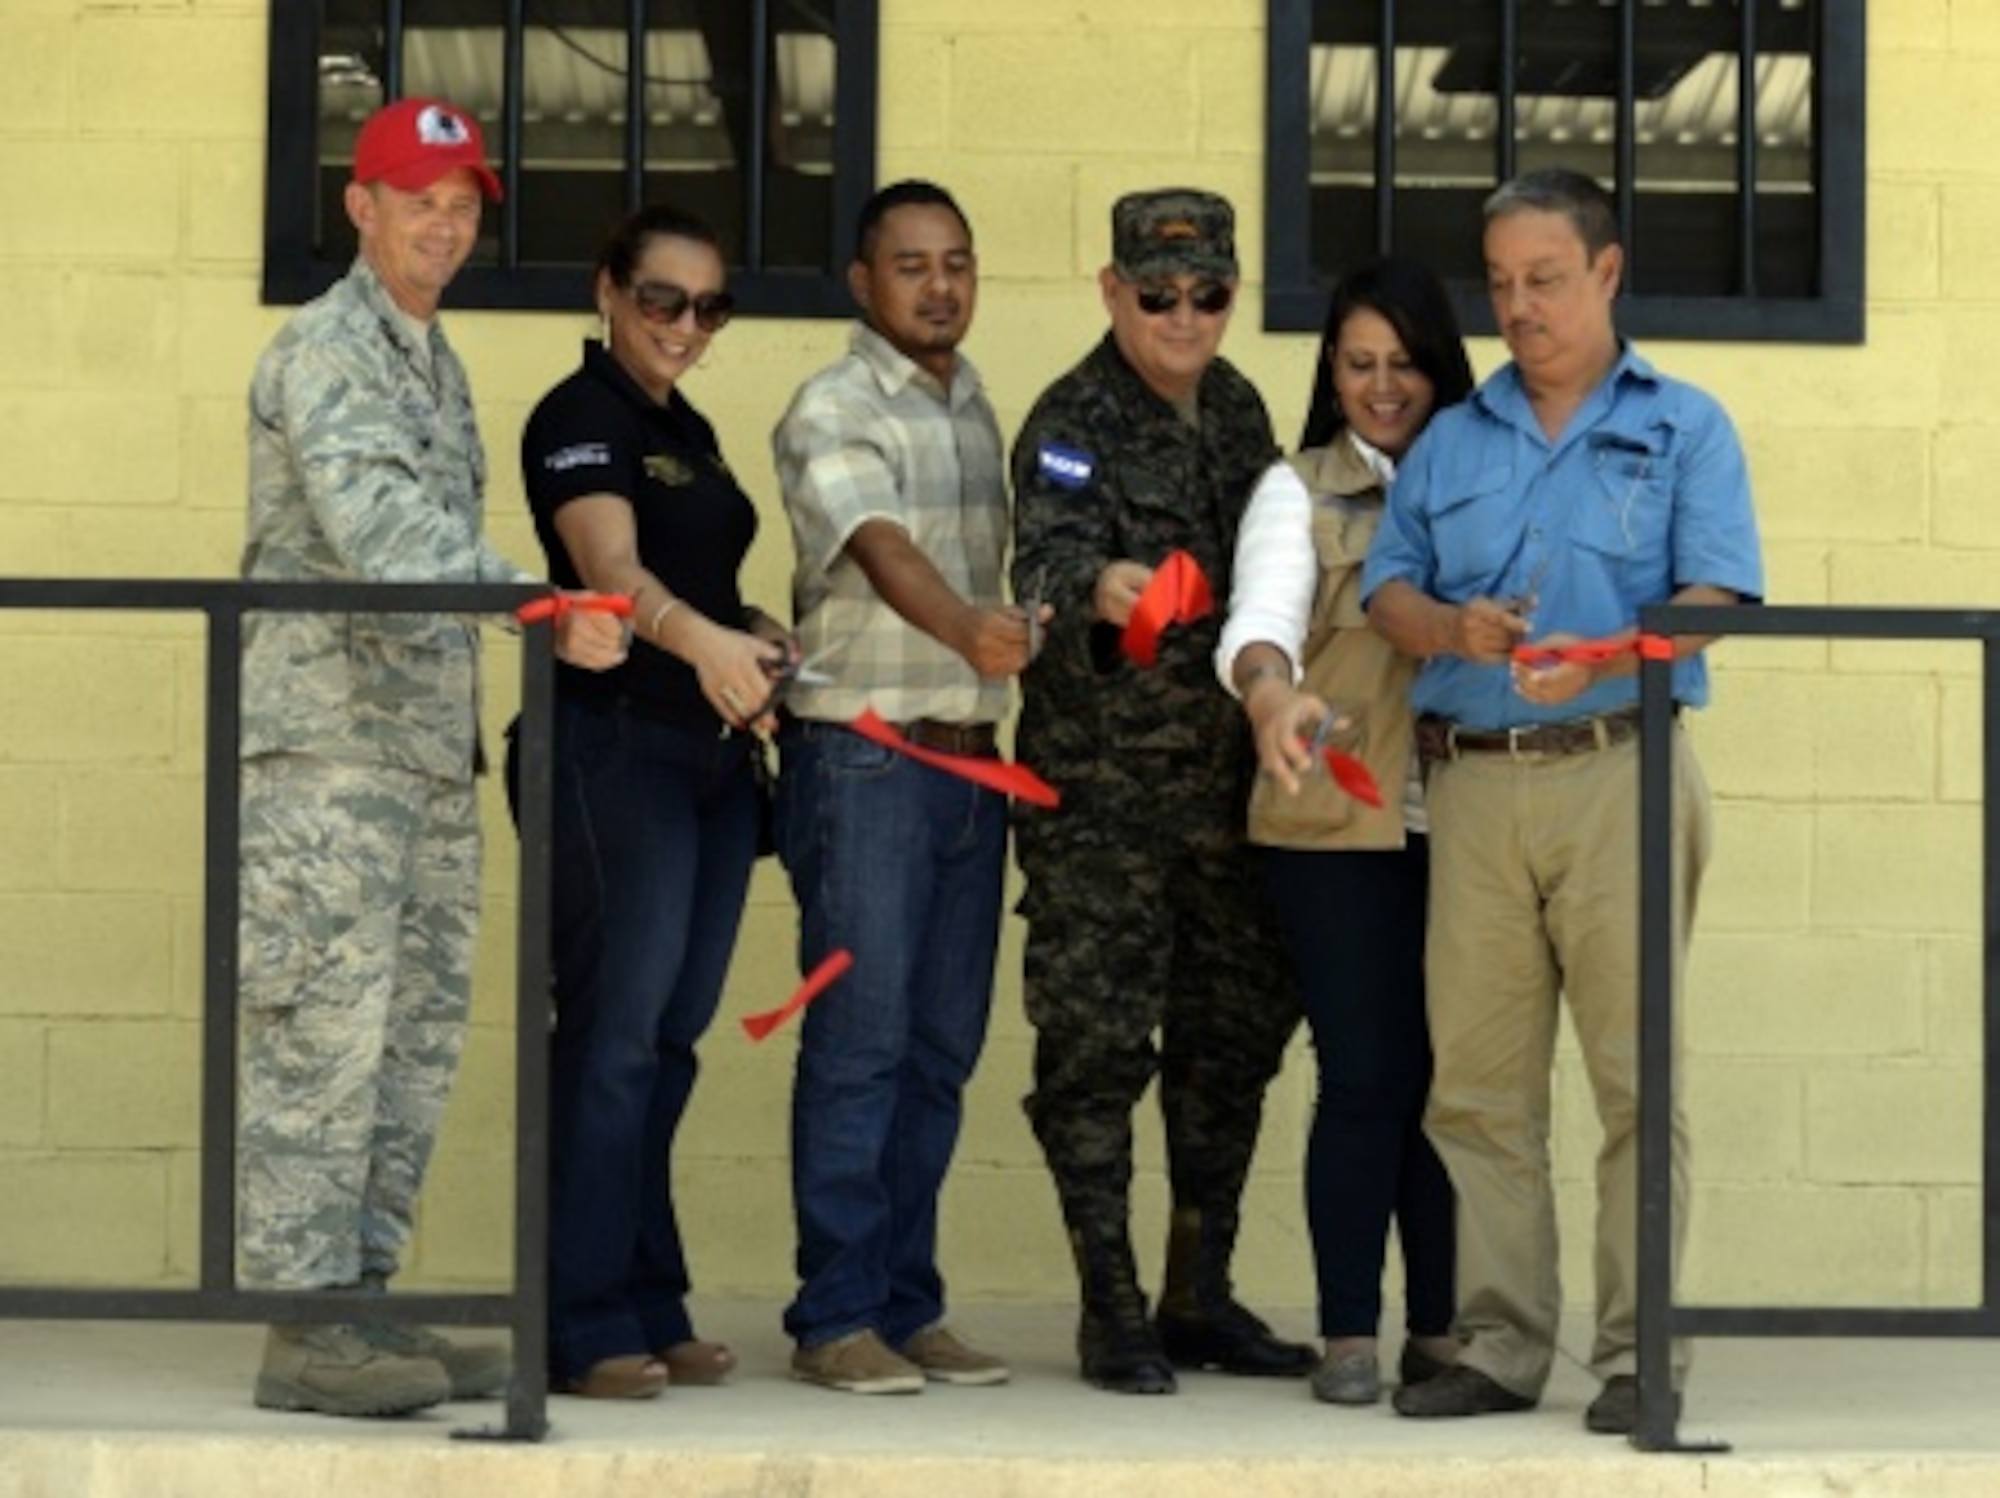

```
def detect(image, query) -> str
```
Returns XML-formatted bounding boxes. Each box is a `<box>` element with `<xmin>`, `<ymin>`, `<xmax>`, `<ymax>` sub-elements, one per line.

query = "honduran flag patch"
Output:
<box><xmin>1037</xmin><ymin>443</ymin><xmax>1094</xmax><ymax>490</ymax></box>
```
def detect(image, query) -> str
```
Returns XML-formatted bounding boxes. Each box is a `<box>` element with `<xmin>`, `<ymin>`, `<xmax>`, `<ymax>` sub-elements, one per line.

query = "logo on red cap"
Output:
<box><xmin>352</xmin><ymin>97</ymin><xmax>503</xmax><ymax>203</ymax></box>
<box><xmin>415</xmin><ymin>105</ymin><xmax>472</xmax><ymax>147</ymax></box>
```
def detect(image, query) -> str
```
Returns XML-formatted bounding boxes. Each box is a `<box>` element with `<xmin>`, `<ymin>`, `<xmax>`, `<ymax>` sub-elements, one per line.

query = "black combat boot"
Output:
<box><xmin>1070</xmin><ymin>1228</ymin><xmax>1177</xmax><ymax>1395</ymax></box>
<box><xmin>1154</xmin><ymin>1207</ymin><xmax>1315</xmax><ymax>1377</ymax></box>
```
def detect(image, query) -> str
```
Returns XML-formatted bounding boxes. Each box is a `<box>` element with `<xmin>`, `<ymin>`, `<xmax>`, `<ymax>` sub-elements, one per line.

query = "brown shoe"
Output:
<box><xmin>1397</xmin><ymin>1340</ymin><xmax>1457</xmax><ymax>1388</ymax></box>
<box><xmin>1584</xmin><ymin>1373</ymin><xmax>1682</xmax><ymax>1435</ymax></box>
<box><xmin>556</xmin><ymin>1354</ymin><xmax>669</xmax><ymax>1399</ymax></box>
<box><xmin>659</xmin><ymin>1338</ymin><xmax>737</xmax><ymax>1386</ymax></box>
<box><xmin>791</xmin><ymin>1330</ymin><xmax>924</xmax><ymax>1395</ymax></box>
<box><xmin>898</xmin><ymin>1323</ymin><xmax>1011</xmax><ymax>1386</ymax></box>
<box><xmin>1391</xmin><ymin>1363</ymin><xmax>1537</xmax><ymax>1418</ymax></box>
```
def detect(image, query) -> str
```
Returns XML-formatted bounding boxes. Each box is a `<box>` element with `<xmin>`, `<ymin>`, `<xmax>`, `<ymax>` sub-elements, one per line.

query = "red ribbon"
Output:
<box><xmin>1511</xmin><ymin>633</ymin><xmax>1674</xmax><ymax>668</ymax></box>
<box><xmin>742</xmin><ymin>948</ymin><xmax>854</xmax><ymax>1042</ymax></box>
<box><xmin>1323</xmin><ymin>749</ymin><xmax>1385</xmax><ymax>809</ymax></box>
<box><xmin>515</xmin><ymin>592</ymin><xmax>635</xmax><ymax>625</ymax></box>
<box><xmin>1119</xmin><ymin>550</ymin><xmax>1214</xmax><ymax>668</ymax></box>
<box><xmin>851</xmin><ymin>709</ymin><xmax>1061</xmax><ymax>809</ymax></box>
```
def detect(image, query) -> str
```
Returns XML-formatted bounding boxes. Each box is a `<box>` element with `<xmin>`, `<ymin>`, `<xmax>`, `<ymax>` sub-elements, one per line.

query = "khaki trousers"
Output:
<box><xmin>1422</xmin><ymin>726</ymin><xmax>1710</xmax><ymax>1397</ymax></box>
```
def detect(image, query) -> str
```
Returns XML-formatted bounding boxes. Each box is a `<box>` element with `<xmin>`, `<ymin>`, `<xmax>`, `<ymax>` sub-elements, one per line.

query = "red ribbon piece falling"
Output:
<box><xmin>851</xmin><ymin>709</ymin><xmax>1061</xmax><ymax>809</ymax></box>
<box><xmin>742</xmin><ymin>948</ymin><xmax>854</xmax><ymax>1042</ymax></box>
<box><xmin>1511</xmin><ymin>632</ymin><xmax>1674</xmax><ymax>668</ymax></box>
<box><xmin>1119</xmin><ymin>550</ymin><xmax>1214</xmax><ymax>668</ymax></box>
<box><xmin>514</xmin><ymin>591</ymin><xmax>635</xmax><ymax>625</ymax></box>
<box><xmin>1323</xmin><ymin>749</ymin><xmax>1385</xmax><ymax>809</ymax></box>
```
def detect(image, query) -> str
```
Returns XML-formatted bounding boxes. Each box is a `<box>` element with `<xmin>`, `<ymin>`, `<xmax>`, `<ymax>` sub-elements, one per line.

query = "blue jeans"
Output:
<box><xmin>542</xmin><ymin>697</ymin><xmax>759</xmax><ymax>1382</ymax></box>
<box><xmin>775</xmin><ymin>719</ymin><xmax>1006</xmax><ymax>1348</ymax></box>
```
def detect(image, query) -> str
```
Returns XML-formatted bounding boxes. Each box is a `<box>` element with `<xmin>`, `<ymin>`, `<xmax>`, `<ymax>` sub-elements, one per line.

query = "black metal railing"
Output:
<box><xmin>1634</xmin><ymin>603</ymin><xmax>2000</xmax><ymax>1452</ymax></box>
<box><xmin>0</xmin><ymin>578</ymin><xmax>558</xmax><ymax>1442</ymax></box>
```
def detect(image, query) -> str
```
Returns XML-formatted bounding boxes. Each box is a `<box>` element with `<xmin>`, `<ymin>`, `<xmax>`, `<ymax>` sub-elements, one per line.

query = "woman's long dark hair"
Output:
<box><xmin>1297</xmin><ymin>257</ymin><xmax>1475</xmax><ymax>450</ymax></box>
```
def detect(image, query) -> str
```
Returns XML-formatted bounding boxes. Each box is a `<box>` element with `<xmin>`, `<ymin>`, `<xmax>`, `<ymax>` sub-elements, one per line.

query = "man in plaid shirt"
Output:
<box><xmin>771</xmin><ymin>179</ymin><xmax>1039</xmax><ymax>1396</ymax></box>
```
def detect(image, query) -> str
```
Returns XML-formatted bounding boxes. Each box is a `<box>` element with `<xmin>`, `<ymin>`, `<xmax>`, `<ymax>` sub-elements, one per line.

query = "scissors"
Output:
<box><xmin>1301</xmin><ymin>711</ymin><xmax>1350</xmax><ymax>763</ymax></box>
<box><xmin>1300</xmin><ymin>710</ymin><xmax>1385</xmax><ymax>809</ymax></box>
<box><xmin>747</xmin><ymin>640</ymin><xmax>839</xmax><ymax>722</ymax></box>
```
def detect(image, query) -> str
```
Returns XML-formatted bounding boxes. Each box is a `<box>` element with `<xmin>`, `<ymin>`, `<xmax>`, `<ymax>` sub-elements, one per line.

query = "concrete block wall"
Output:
<box><xmin>0</xmin><ymin>0</ymin><xmax>1993</xmax><ymax>1327</ymax></box>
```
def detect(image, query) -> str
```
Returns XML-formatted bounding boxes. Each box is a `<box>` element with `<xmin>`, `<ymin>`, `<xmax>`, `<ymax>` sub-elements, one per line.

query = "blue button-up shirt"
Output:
<box><xmin>1361</xmin><ymin>345</ymin><xmax>1762</xmax><ymax>730</ymax></box>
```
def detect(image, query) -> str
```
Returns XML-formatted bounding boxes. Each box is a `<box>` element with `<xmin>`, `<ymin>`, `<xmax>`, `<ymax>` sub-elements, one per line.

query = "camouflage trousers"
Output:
<box><xmin>1015</xmin><ymin>784</ymin><xmax>1300</xmax><ymax>1251</ymax></box>
<box><xmin>236</xmin><ymin>753</ymin><xmax>479</xmax><ymax>1291</ymax></box>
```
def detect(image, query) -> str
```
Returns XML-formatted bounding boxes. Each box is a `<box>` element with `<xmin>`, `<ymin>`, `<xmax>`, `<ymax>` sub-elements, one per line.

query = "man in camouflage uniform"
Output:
<box><xmin>1011</xmin><ymin>188</ymin><xmax>1313</xmax><ymax>1395</ymax></box>
<box><xmin>237</xmin><ymin>97</ymin><xmax>624</xmax><ymax>1419</ymax></box>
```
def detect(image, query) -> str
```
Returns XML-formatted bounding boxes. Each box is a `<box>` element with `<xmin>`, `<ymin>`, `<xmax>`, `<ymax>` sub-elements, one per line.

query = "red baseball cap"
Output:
<box><xmin>352</xmin><ymin>97</ymin><xmax>503</xmax><ymax>202</ymax></box>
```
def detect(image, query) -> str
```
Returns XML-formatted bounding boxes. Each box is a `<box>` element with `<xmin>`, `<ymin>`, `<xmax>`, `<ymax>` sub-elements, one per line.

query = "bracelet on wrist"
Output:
<box><xmin>648</xmin><ymin>597</ymin><xmax>683</xmax><ymax>643</ymax></box>
<box><xmin>1238</xmin><ymin>661</ymin><xmax>1291</xmax><ymax>697</ymax></box>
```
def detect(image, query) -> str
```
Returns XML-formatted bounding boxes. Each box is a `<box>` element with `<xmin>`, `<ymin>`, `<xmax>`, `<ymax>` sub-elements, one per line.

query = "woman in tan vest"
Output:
<box><xmin>1216</xmin><ymin>259</ymin><xmax>1473</xmax><ymax>1406</ymax></box>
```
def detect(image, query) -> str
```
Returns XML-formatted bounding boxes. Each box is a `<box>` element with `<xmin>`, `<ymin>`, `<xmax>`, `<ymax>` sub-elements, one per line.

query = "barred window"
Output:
<box><xmin>263</xmin><ymin>1</ymin><xmax>878</xmax><ymax>316</ymax></box>
<box><xmin>1263</xmin><ymin>0</ymin><xmax>1864</xmax><ymax>342</ymax></box>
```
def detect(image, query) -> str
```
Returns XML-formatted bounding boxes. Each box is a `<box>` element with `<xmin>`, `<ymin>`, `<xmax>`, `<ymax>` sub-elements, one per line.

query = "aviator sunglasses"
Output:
<box><xmin>1128</xmin><ymin>279</ymin><xmax>1234</xmax><ymax>317</ymax></box>
<box><xmin>630</xmin><ymin>280</ymin><xmax>736</xmax><ymax>332</ymax></box>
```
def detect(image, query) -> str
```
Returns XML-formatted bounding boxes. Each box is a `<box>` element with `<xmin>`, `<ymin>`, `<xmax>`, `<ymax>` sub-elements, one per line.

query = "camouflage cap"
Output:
<box><xmin>1111</xmin><ymin>188</ymin><xmax>1238</xmax><ymax>281</ymax></box>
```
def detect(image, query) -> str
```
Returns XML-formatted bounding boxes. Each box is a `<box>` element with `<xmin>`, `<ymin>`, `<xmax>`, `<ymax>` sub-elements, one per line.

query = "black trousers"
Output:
<box><xmin>1266</xmin><ymin>839</ymin><xmax>1456</xmax><ymax>1340</ymax></box>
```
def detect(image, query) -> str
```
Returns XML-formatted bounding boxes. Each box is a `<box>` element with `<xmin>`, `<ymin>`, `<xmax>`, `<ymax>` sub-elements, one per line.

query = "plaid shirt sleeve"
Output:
<box><xmin>776</xmin><ymin>384</ymin><xmax>910</xmax><ymax>575</ymax></box>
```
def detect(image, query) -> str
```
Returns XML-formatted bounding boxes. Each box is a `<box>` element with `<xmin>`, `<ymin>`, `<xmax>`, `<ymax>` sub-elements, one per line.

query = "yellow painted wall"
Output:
<box><xmin>0</xmin><ymin>0</ymin><xmax>1989</xmax><ymax>1321</ymax></box>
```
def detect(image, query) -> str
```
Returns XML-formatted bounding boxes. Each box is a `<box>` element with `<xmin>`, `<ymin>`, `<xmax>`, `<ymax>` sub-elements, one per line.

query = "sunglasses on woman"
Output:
<box><xmin>629</xmin><ymin>280</ymin><xmax>736</xmax><ymax>332</ymax></box>
<box><xmin>1129</xmin><ymin>279</ymin><xmax>1234</xmax><ymax>317</ymax></box>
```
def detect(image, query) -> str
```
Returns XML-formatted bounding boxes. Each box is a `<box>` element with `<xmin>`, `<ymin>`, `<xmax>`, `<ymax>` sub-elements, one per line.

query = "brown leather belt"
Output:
<box><xmin>1415</xmin><ymin>704</ymin><xmax>1651</xmax><ymax>763</ymax></box>
<box><xmin>895</xmin><ymin>719</ymin><xmax>999</xmax><ymax>757</ymax></box>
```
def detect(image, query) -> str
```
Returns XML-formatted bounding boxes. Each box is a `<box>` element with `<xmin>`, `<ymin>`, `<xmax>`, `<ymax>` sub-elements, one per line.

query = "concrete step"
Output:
<box><xmin>0</xmin><ymin>1303</ymin><xmax>1995</xmax><ymax>1497</ymax></box>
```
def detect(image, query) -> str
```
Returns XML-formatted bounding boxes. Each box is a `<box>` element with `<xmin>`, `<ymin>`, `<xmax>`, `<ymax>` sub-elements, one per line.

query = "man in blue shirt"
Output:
<box><xmin>1362</xmin><ymin>168</ymin><xmax>1762</xmax><ymax>1435</ymax></box>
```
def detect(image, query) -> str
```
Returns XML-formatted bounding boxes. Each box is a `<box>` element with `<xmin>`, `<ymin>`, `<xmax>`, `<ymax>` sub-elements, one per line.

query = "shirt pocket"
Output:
<box><xmin>346</xmin><ymin>615</ymin><xmax>473</xmax><ymax>717</ymax></box>
<box><xmin>1428</xmin><ymin>466</ymin><xmax>1517</xmax><ymax>597</ymax></box>
<box><xmin>1115</xmin><ymin>459</ymin><xmax>1202</xmax><ymax>558</ymax></box>
<box><xmin>1574</xmin><ymin>431</ymin><xmax>1673</xmax><ymax>595</ymax></box>
<box><xmin>1310</xmin><ymin>498</ymin><xmax>1377</xmax><ymax>632</ymax></box>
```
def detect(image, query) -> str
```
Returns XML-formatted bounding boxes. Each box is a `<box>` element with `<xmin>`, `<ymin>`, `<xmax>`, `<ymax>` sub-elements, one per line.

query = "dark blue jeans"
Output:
<box><xmin>1266</xmin><ymin>840</ymin><xmax>1456</xmax><ymax>1341</ymax></box>
<box><xmin>543</xmin><ymin>697</ymin><xmax>759</xmax><ymax>1382</ymax></box>
<box><xmin>775</xmin><ymin>719</ymin><xmax>1006</xmax><ymax>1348</ymax></box>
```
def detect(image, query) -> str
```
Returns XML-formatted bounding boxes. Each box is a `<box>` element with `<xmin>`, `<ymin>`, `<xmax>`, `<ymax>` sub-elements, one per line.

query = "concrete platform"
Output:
<box><xmin>2</xmin><ymin>1302</ymin><xmax>1997</xmax><ymax>1497</ymax></box>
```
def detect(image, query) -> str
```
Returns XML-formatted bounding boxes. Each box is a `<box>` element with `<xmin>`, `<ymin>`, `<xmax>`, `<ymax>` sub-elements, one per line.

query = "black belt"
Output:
<box><xmin>1415</xmin><ymin>704</ymin><xmax>1659</xmax><ymax>763</ymax></box>
<box><xmin>894</xmin><ymin>719</ymin><xmax>999</xmax><ymax>757</ymax></box>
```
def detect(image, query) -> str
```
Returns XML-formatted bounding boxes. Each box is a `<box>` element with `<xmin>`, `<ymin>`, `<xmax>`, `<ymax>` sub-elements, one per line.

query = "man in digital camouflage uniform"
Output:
<box><xmin>1010</xmin><ymin>188</ymin><xmax>1313</xmax><ymax>1395</ymax></box>
<box><xmin>237</xmin><ymin>96</ymin><xmax>625</xmax><ymax>1419</ymax></box>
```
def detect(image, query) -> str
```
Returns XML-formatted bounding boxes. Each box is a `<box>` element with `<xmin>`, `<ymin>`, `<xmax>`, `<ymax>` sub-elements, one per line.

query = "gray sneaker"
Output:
<box><xmin>253</xmin><ymin>1323</ymin><xmax>452</xmax><ymax>1418</ymax></box>
<box><xmin>791</xmin><ymin>1329</ymin><xmax>925</xmax><ymax>1395</ymax></box>
<box><xmin>1310</xmin><ymin>1348</ymin><xmax>1382</xmax><ymax>1405</ymax></box>
<box><xmin>355</xmin><ymin>1321</ymin><xmax>512</xmax><ymax>1400</ymax></box>
<box><xmin>899</xmin><ymin>1323</ymin><xmax>1011</xmax><ymax>1386</ymax></box>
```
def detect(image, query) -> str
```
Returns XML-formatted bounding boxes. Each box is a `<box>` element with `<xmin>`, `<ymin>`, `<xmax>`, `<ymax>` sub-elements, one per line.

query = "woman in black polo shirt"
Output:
<box><xmin>519</xmin><ymin>204</ymin><xmax>787</xmax><ymax>1400</ymax></box>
